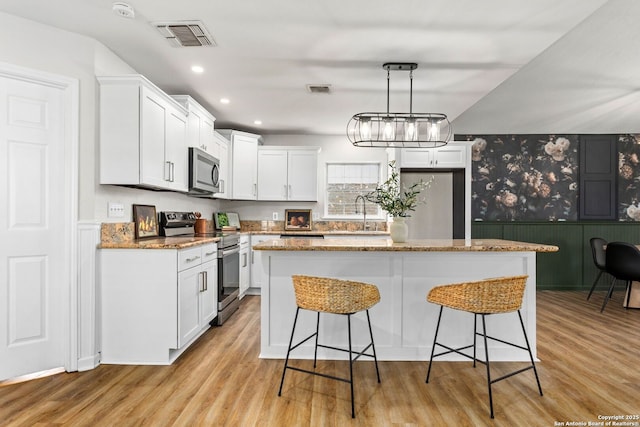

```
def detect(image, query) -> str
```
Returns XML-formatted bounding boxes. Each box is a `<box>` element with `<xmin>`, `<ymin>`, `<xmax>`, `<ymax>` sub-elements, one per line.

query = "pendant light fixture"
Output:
<box><xmin>347</xmin><ymin>63</ymin><xmax>451</xmax><ymax>148</ymax></box>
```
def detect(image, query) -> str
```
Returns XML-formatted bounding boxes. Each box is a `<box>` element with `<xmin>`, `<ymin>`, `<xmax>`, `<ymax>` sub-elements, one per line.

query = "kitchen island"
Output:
<box><xmin>253</xmin><ymin>238</ymin><xmax>558</xmax><ymax>361</ymax></box>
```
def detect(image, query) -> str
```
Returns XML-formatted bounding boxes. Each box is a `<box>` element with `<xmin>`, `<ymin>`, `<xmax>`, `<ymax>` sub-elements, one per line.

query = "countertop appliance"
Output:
<box><xmin>159</xmin><ymin>211</ymin><xmax>197</xmax><ymax>236</ymax></box>
<box><xmin>188</xmin><ymin>147</ymin><xmax>219</xmax><ymax>196</ymax></box>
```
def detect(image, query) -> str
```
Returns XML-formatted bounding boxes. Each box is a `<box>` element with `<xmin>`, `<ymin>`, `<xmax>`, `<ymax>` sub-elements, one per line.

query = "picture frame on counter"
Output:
<box><xmin>285</xmin><ymin>209</ymin><xmax>312</xmax><ymax>231</ymax></box>
<box><xmin>133</xmin><ymin>204</ymin><xmax>159</xmax><ymax>239</ymax></box>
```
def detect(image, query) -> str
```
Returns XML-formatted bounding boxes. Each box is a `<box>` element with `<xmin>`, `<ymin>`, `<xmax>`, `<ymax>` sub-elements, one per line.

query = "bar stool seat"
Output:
<box><xmin>424</xmin><ymin>275</ymin><xmax>543</xmax><ymax>418</ymax></box>
<box><xmin>277</xmin><ymin>275</ymin><xmax>381</xmax><ymax>418</ymax></box>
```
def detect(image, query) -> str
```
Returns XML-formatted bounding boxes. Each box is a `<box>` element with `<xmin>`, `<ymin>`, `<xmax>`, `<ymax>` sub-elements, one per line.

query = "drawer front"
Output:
<box><xmin>179</xmin><ymin>246</ymin><xmax>202</xmax><ymax>271</ymax></box>
<box><xmin>201</xmin><ymin>243</ymin><xmax>218</xmax><ymax>263</ymax></box>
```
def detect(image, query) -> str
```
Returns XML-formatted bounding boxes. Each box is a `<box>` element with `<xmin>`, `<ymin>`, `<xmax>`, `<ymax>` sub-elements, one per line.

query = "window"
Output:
<box><xmin>325</xmin><ymin>162</ymin><xmax>383</xmax><ymax>218</ymax></box>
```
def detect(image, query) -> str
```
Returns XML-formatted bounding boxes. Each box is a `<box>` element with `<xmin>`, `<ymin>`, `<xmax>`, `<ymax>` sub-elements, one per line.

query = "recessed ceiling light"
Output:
<box><xmin>254</xmin><ymin>120</ymin><xmax>262</xmax><ymax>125</ymax></box>
<box><xmin>191</xmin><ymin>65</ymin><xmax>204</xmax><ymax>73</ymax></box>
<box><xmin>220</xmin><ymin>98</ymin><xmax>230</xmax><ymax>104</ymax></box>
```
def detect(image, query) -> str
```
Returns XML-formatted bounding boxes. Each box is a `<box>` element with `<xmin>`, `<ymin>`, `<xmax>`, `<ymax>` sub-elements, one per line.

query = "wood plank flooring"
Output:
<box><xmin>1</xmin><ymin>290</ymin><xmax>639</xmax><ymax>426</ymax></box>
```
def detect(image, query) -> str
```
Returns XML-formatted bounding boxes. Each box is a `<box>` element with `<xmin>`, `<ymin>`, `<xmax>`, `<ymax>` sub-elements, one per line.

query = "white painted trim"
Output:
<box><xmin>77</xmin><ymin>222</ymin><xmax>101</xmax><ymax>371</ymax></box>
<box><xmin>0</xmin><ymin>61</ymin><xmax>80</xmax><ymax>373</ymax></box>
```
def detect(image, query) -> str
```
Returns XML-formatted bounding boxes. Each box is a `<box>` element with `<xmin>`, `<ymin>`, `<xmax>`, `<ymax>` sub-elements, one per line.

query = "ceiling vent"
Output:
<box><xmin>153</xmin><ymin>21</ymin><xmax>216</xmax><ymax>47</ymax></box>
<box><xmin>306</xmin><ymin>84</ymin><xmax>332</xmax><ymax>94</ymax></box>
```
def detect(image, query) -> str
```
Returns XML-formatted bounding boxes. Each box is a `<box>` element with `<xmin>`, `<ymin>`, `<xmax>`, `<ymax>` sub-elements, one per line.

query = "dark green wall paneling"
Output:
<box><xmin>472</xmin><ymin>222</ymin><xmax>640</xmax><ymax>290</ymax></box>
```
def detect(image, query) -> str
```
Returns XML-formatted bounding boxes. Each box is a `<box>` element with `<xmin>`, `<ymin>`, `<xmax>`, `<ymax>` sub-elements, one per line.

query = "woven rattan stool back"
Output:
<box><xmin>292</xmin><ymin>275</ymin><xmax>380</xmax><ymax>314</ymax></box>
<box><xmin>427</xmin><ymin>275</ymin><xmax>528</xmax><ymax>314</ymax></box>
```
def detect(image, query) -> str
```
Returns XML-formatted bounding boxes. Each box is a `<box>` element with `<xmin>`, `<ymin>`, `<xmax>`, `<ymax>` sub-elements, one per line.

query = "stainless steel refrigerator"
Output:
<box><xmin>401</xmin><ymin>172</ymin><xmax>454</xmax><ymax>239</ymax></box>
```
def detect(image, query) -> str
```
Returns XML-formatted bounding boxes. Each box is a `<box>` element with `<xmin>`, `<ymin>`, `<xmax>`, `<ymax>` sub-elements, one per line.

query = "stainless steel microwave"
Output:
<box><xmin>188</xmin><ymin>147</ymin><xmax>220</xmax><ymax>195</ymax></box>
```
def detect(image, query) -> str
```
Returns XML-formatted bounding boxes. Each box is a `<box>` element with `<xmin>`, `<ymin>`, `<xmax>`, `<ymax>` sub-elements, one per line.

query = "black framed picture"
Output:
<box><xmin>133</xmin><ymin>204</ymin><xmax>159</xmax><ymax>239</ymax></box>
<box><xmin>284</xmin><ymin>209</ymin><xmax>312</xmax><ymax>231</ymax></box>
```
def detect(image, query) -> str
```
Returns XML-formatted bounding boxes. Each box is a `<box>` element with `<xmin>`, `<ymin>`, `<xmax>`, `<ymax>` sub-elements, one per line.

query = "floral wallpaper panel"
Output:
<box><xmin>617</xmin><ymin>134</ymin><xmax>640</xmax><ymax>221</ymax></box>
<box><xmin>467</xmin><ymin>135</ymin><xmax>579</xmax><ymax>221</ymax></box>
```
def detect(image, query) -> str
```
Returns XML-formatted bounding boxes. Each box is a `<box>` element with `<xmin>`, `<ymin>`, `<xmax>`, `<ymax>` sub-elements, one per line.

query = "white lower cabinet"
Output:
<box><xmin>239</xmin><ymin>235</ymin><xmax>250</xmax><ymax>298</ymax></box>
<box><xmin>100</xmin><ymin>243</ymin><xmax>217</xmax><ymax>365</ymax></box>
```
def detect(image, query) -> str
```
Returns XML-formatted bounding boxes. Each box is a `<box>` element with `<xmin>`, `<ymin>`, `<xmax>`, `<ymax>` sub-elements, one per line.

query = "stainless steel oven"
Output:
<box><xmin>216</xmin><ymin>233</ymin><xmax>240</xmax><ymax>325</ymax></box>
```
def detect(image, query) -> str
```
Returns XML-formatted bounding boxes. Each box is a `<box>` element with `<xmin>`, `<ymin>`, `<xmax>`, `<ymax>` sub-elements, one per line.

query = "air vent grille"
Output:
<box><xmin>153</xmin><ymin>21</ymin><xmax>216</xmax><ymax>47</ymax></box>
<box><xmin>306</xmin><ymin>84</ymin><xmax>332</xmax><ymax>94</ymax></box>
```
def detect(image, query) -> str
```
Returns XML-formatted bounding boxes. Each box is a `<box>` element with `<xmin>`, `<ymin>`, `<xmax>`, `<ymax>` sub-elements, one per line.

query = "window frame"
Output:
<box><xmin>323</xmin><ymin>161</ymin><xmax>385</xmax><ymax>220</ymax></box>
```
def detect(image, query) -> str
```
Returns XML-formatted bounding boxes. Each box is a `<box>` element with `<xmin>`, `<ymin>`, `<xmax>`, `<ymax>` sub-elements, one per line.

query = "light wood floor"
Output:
<box><xmin>1</xmin><ymin>289</ymin><xmax>639</xmax><ymax>426</ymax></box>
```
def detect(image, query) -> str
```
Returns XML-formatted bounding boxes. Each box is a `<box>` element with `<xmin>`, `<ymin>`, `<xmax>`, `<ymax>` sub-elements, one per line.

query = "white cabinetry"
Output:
<box><xmin>177</xmin><ymin>245</ymin><xmax>218</xmax><ymax>347</ymax></box>
<box><xmin>100</xmin><ymin>243</ymin><xmax>217</xmax><ymax>365</ymax></box>
<box><xmin>218</xmin><ymin>130</ymin><xmax>260</xmax><ymax>200</ymax></box>
<box><xmin>212</xmin><ymin>131</ymin><xmax>230</xmax><ymax>199</ymax></box>
<box><xmin>398</xmin><ymin>143</ymin><xmax>467</xmax><ymax>169</ymax></box>
<box><xmin>172</xmin><ymin>95</ymin><xmax>215</xmax><ymax>155</ymax></box>
<box><xmin>257</xmin><ymin>147</ymin><xmax>318</xmax><ymax>201</ymax></box>
<box><xmin>249</xmin><ymin>235</ymin><xmax>275</xmax><ymax>294</ymax></box>
<box><xmin>99</xmin><ymin>75</ymin><xmax>188</xmax><ymax>192</ymax></box>
<box><xmin>239</xmin><ymin>235</ymin><xmax>250</xmax><ymax>298</ymax></box>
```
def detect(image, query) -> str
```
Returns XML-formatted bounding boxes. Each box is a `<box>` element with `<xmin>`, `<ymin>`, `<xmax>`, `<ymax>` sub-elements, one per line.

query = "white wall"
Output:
<box><xmin>222</xmin><ymin>134</ymin><xmax>390</xmax><ymax>221</ymax></box>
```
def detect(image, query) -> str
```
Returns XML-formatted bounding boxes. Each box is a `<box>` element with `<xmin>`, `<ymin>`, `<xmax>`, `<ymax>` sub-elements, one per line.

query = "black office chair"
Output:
<box><xmin>587</xmin><ymin>237</ymin><xmax>608</xmax><ymax>300</ymax></box>
<box><xmin>601</xmin><ymin>242</ymin><xmax>640</xmax><ymax>312</ymax></box>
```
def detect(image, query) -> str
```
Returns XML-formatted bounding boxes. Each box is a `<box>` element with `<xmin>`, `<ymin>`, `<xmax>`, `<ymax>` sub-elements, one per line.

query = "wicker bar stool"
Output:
<box><xmin>424</xmin><ymin>275</ymin><xmax>543</xmax><ymax>419</ymax></box>
<box><xmin>277</xmin><ymin>275</ymin><xmax>381</xmax><ymax>418</ymax></box>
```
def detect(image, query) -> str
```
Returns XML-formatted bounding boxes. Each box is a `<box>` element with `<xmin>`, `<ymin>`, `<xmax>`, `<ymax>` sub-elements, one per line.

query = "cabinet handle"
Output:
<box><xmin>219</xmin><ymin>179</ymin><xmax>225</xmax><ymax>193</ymax></box>
<box><xmin>283</xmin><ymin>184</ymin><xmax>287</xmax><ymax>198</ymax></box>
<box><xmin>186</xmin><ymin>255</ymin><xmax>200</xmax><ymax>263</ymax></box>
<box><xmin>170</xmin><ymin>162</ymin><xmax>175</xmax><ymax>182</ymax></box>
<box><xmin>251</xmin><ymin>251</ymin><xmax>254</xmax><ymax>264</ymax></box>
<box><xmin>253</xmin><ymin>183</ymin><xmax>257</xmax><ymax>196</ymax></box>
<box><xmin>288</xmin><ymin>184</ymin><xmax>292</xmax><ymax>199</ymax></box>
<box><xmin>165</xmin><ymin>161</ymin><xmax>171</xmax><ymax>181</ymax></box>
<box><xmin>205</xmin><ymin>251</ymin><xmax>216</xmax><ymax>257</ymax></box>
<box><xmin>199</xmin><ymin>271</ymin><xmax>204</xmax><ymax>292</ymax></box>
<box><xmin>203</xmin><ymin>271</ymin><xmax>208</xmax><ymax>291</ymax></box>
<box><xmin>242</xmin><ymin>253</ymin><xmax>247</xmax><ymax>268</ymax></box>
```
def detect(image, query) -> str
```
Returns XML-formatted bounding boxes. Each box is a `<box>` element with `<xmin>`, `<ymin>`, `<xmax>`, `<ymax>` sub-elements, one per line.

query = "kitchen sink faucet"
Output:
<box><xmin>354</xmin><ymin>195</ymin><xmax>368</xmax><ymax>231</ymax></box>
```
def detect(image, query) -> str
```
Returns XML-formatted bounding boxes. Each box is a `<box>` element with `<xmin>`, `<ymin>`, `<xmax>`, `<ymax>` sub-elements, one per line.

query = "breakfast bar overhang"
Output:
<box><xmin>253</xmin><ymin>238</ymin><xmax>558</xmax><ymax>362</ymax></box>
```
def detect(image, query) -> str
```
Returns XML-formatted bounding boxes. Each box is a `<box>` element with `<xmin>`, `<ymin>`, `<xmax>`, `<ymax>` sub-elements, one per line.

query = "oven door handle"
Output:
<box><xmin>219</xmin><ymin>246</ymin><xmax>240</xmax><ymax>257</ymax></box>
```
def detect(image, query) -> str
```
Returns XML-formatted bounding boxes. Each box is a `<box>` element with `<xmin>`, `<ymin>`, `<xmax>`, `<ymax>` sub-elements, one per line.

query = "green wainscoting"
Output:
<box><xmin>472</xmin><ymin>222</ymin><xmax>640</xmax><ymax>290</ymax></box>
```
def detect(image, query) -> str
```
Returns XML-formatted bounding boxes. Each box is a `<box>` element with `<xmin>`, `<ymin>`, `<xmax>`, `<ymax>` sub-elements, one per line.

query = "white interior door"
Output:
<box><xmin>0</xmin><ymin>73</ymin><xmax>67</xmax><ymax>380</ymax></box>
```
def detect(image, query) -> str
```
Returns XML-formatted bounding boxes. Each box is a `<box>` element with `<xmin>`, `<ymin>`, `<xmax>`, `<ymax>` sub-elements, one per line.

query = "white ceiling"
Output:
<box><xmin>4</xmin><ymin>0</ymin><xmax>637</xmax><ymax>136</ymax></box>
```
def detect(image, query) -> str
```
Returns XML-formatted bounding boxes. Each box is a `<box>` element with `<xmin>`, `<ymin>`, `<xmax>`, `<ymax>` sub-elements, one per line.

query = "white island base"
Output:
<box><xmin>255</xmin><ymin>238</ymin><xmax>558</xmax><ymax>362</ymax></box>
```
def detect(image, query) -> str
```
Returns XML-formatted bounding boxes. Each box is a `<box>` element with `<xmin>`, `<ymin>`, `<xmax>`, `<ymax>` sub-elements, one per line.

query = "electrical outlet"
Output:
<box><xmin>313</xmin><ymin>212</ymin><xmax>320</xmax><ymax>220</ymax></box>
<box><xmin>272</xmin><ymin>212</ymin><xmax>278</xmax><ymax>220</ymax></box>
<box><xmin>108</xmin><ymin>202</ymin><xmax>125</xmax><ymax>218</ymax></box>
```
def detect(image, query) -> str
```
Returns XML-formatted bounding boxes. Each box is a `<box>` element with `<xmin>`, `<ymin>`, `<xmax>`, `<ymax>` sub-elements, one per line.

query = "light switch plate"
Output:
<box><xmin>108</xmin><ymin>202</ymin><xmax>125</xmax><ymax>218</ymax></box>
<box><xmin>272</xmin><ymin>212</ymin><xmax>278</xmax><ymax>220</ymax></box>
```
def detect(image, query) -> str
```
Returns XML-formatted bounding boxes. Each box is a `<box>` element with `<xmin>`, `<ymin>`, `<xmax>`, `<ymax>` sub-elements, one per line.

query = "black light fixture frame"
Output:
<box><xmin>347</xmin><ymin>62</ymin><xmax>451</xmax><ymax>148</ymax></box>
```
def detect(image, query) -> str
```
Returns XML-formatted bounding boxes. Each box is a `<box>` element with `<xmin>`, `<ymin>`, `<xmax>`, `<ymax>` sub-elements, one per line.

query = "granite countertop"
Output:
<box><xmin>98</xmin><ymin>235</ymin><xmax>220</xmax><ymax>249</ymax></box>
<box><xmin>249</xmin><ymin>230</ymin><xmax>390</xmax><ymax>236</ymax></box>
<box><xmin>253</xmin><ymin>238</ymin><xmax>559</xmax><ymax>252</ymax></box>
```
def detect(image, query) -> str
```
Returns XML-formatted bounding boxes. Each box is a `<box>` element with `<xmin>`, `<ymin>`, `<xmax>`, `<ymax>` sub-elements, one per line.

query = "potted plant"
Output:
<box><xmin>365</xmin><ymin>161</ymin><xmax>432</xmax><ymax>242</ymax></box>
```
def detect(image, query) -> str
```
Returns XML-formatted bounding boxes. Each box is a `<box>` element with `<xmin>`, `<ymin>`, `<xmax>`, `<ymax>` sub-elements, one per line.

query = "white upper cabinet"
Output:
<box><xmin>99</xmin><ymin>75</ymin><xmax>188</xmax><ymax>192</ymax></box>
<box><xmin>171</xmin><ymin>95</ymin><xmax>215</xmax><ymax>155</ymax></box>
<box><xmin>218</xmin><ymin>129</ymin><xmax>260</xmax><ymax>200</ymax></box>
<box><xmin>257</xmin><ymin>147</ymin><xmax>319</xmax><ymax>201</ymax></box>
<box><xmin>212</xmin><ymin>131</ymin><xmax>230</xmax><ymax>199</ymax></box>
<box><xmin>398</xmin><ymin>143</ymin><xmax>467</xmax><ymax>169</ymax></box>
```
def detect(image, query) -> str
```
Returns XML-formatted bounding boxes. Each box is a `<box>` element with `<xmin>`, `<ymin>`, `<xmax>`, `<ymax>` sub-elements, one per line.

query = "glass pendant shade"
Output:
<box><xmin>428</xmin><ymin>120</ymin><xmax>441</xmax><ymax>142</ymax></box>
<box><xmin>359</xmin><ymin>117</ymin><xmax>372</xmax><ymax>140</ymax></box>
<box><xmin>383</xmin><ymin>117</ymin><xmax>395</xmax><ymax>140</ymax></box>
<box><xmin>404</xmin><ymin>118</ymin><xmax>418</xmax><ymax>141</ymax></box>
